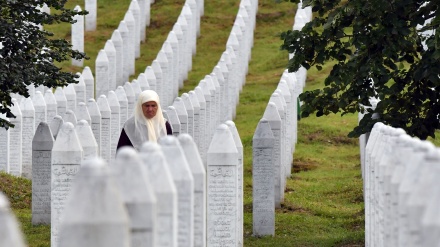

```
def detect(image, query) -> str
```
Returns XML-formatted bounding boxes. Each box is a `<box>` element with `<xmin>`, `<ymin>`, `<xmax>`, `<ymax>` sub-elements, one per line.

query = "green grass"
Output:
<box><xmin>4</xmin><ymin>0</ymin><xmax>440</xmax><ymax>246</ymax></box>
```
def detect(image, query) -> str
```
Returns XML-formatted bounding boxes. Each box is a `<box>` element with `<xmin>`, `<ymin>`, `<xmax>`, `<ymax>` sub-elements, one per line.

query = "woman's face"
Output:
<box><xmin>142</xmin><ymin>101</ymin><xmax>158</xmax><ymax>119</ymax></box>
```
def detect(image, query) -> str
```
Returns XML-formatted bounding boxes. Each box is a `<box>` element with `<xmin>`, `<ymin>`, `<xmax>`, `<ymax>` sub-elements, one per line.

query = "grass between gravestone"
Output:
<box><xmin>2</xmin><ymin>0</ymin><xmax>440</xmax><ymax>246</ymax></box>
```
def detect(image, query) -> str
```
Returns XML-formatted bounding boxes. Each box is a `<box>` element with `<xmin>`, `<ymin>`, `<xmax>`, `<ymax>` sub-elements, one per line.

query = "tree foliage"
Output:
<box><xmin>281</xmin><ymin>0</ymin><xmax>440</xmax><ymax>139</ymax></box>
<box><xmin>0</xmin><ymin>0</ymin><xmax>87</xmax><ymax>129</ymax></box>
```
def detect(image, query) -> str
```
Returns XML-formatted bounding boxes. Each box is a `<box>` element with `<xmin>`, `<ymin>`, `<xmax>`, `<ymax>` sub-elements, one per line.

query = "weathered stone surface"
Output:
<box><xmin>95</xmin><ymin>49</ymin><xmax>109</xmax><ymax>100</ymax></box>
<box><xmin>54</xmin><ymin>88</ymin><xmax>67</xmax><ymax>119</ymax></box>
<box><xmin>111</xmin><ymin>30</ymin><xmax>124</xmax><ymax>88</ymax></box>
<box><xmin>20</xmin><ymin>97</ymin><xmax>35</xmax><ymax>179</ymax></box>
<box><xmin>72</xmin><ymin>6</ymin><xmax>84</xmax><ymax>67</ymax></box>
<box><xmin>44</xmin><ymin>90</ymin><xmax>58</xmax><ymax>123</ymax></box>
<box><xmin>64</xmin><ymin>110</ymin><xmax>77</xmax><ymax>126</ymax></box>
<box><xmin>64</xmin><ymin>84</ymin><xmax>77</xmax><ymax>112</ymax></box>
<box><xmin>87</xmin><ymin>99</ymin><xmax>102</xmax><ymax>154</ymax></box>
<box><xmin>82</xmin><ymin>66</ymin><xmax>95</xmax><ymax>101</ymax></box>
<box><xmin>104</xmin><ymin>40</ymin><xmax>117</xmax><ymax>92</ymax></box>
<box><xmin>107</xmin><ymin>91</ymin><xmax>121</xmax><ymax>161</ymax></box>
<box><xmin>75</xmin><ymin>120</ymin><xmax>98</xmax><ymax>160</ymax></box>
<box><xmin>97</xmin><ymin>95</ymin><xmax>112</xmax><ymax>163</ymax></box>
<box><xmin>49</xmin><ymin>115</ymin><xmax>64</xmax><ymax>140</ymax></box>
<box><xmin>115</xmin><ymin>86</ymin><xmax>129</xmax><ymax>127</ymax></box>
<box><xmin>32</xmin><ymin>91</ymin><xmax>47</xmax><ymax>131</ymax></box>
<box><xmin>74</xmin><ymin>102</ymin><xmax>91</xmax><ymax>125</ymax></box>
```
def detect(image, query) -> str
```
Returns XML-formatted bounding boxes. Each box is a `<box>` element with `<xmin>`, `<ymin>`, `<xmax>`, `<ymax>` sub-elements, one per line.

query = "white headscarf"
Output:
<box><xmin>123</xmin><ymin>90</ymin><xmax>167</xmax><ymax>149</ymax></box>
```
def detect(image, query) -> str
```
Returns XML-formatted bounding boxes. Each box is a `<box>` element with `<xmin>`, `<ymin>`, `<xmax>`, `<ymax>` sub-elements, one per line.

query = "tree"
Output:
<box><xmin>0</xmin><ymin>0</ymin><xmax>87</xmax><ymax>129</ymax></box>
<box><xmin>281</xmin><ymin>0</ymin><xmax>440</xmax><ymax>140</ymax></box>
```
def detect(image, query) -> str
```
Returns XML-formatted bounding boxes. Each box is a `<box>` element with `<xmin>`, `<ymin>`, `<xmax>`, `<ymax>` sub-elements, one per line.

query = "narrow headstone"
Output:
<box><xmin>85</xmin><ymin>0</ymin><xmax>97</xmax><ymax>31</ymax></box>
<box><xmin>152</xmin><ymin>60</ymin><xmax>163</xmax><ymax>105</ymax></box>
<box><xmin>167</xmin><ymin>32</ymin><xmax>180</xmax><ymax>90</ymax></box>
<box><xmin>163</xmin><ymin>42</ymin><xmax>175</xmax><ymax>105</ymax></box>
<box><xmin>49</xmin><ymin>115</ymin><xmax>63</xmax><ymax>140</ymax></box>
<box><xmin>82</xmin><ymin>66</ymin><xmax>95</xmax><ymax>100</ymax></box>
<box><xmin>35</xmin><ymin>85</ymin><xmax>47</xmax><ymax>94</ymax></box>
<box><xmin>107</xmin><ymin>91</ymin><xmax>121</xmax><ymax>161</ymax></box>
<box><xmin>20</xmin><ymin>97</ymin><xmax>35</xmax><ymax>178</ymax></box>
<box><xmin>172</xmin><ymin>97</ymin><xmax>188</xmax><ymax>134</ymax></box>
<box><xmin>137</xmin><ymin>0</ymin><xmax>147</xmax><ymax>40</ymax></box>
<box><xmin>75</xmin><ymin>102</ymin><xmax>91</xmax><ymax>125</ymax></box>
<box><xmin>0</xmin><ymin>114</ymin><xmax>9</xmax><ymax>172</ymax></box>
<box><xmin>104</xmin><ymin>40</ymin><xmax>117</xmax><ymax>91</ymax></box>
<box><xmin>263</xmin><ymin>102</ymin><xmax>283</xmax><ymax>208</ymax></box>
<box><xmin>124</xmin><ymin>82</ymin><xmax>135</xmax><ymax>116</ymax></box>
<box><xmin>115</xmin><ymin>86</ymin><xmax>129</xmax><ymax>126</ymax></box>
<box><xmin>44</xmin><ymin>90</ymin><xmax>57</xmax><ymax>122</ymax></box>
<box><xmin>58</xmin><ymin>157</ymin><xmax>130</xmax><ymax>247</ymax></box>
<box><xmin>178</xmin><ymin>134</ymin><xmax>206</xmax><ymax>247</ymax></box>
<box><xmin>0</xmin><ymin>192</ymin><xmax>26</xmax><ymax>247</ymax></box>
<box><xmin>32</xmin><ymin>91</ymin><xmax>47</xmax><ymax>131</ymax></box>
<box><xmin>64</xmin><ymin>110</ymin><xmax>77</xmax><ymax>126</ymax></box>
<box><xmin>166</xmin><ymin>106</ymin><xmax>181</xmax><ymax>136</ymax></box>
<box><xmin>128</xmin><ymin>0</ymin><xmax>141</xmax><ymax>58</ymax></box>
<box><xmin>199</xmin><ymin>81</ymin><xmax>212</xmax><ymax>144</ymax></box>
<box><xmin>54</xmin><ymin>87</ymin><xmax>67</xmax><ymax>117</ymax></box>
<box><xmin>63</xmin><ymin>84</ymin><xmax>77</xmax><ymax>111</ymax></box>
<box><xmin>97</xmin><ymin>95</ymin><xmax>112</xmax><ymax>163</ymax></box>
<box><xmin>194</xmin><ymin>87</ymin><xmax>206</xmax><ymax>164</ymax></box>
<box><xmin>118</xmin><ymin>21</ymin><xmax>130</xmax><ymax>83</ymax></box>
<box><xmin>72</xmin><ymin>5</ymin><xmax>84</xmax><ymax>67</ymax></box>
<box><xmin>111</xmin><ymin>30</ymin><xmax>124</xmax><ymax>87</ymax></box>
<box><xmin>131</xmin><ymin>79</ymin><xmax>142</xmax><ymax>101</ymax></box>
<box><xmin>140</xmin><ymin>142</ymin><xmax>178</xmax><ymax>247</ymax></box>
<box><xmin>225</xmin><ymin>120</ymin><xmax>244</xmax><ymax>246</ymax></box>
<box><xmin>75</xmin><ymin>120</ymin><xmax>98</xmax><ymax>160</ymax></box>
<box><xmin>156</xmin><ymin>50</ymin><xmax>169</xmax><ymax>104</ymax></box>
<box><xmin>87</xmin><ymin>99</ymin><xmax>102</xmax><ymax>154</ymax></box>
<box><xmin>124</xmin><ymin>11</ymin><xmax>136</xmax><ymax>75</ymax></box>
<box><xmin>51</xmin><ymin>122</ymin><xmax>83</xmax><ymax>247</ymax></box>
<box><xmin>252</xmin><ymin>119</ymin><xmax>275</xmax><ymax>236</ymax></box>
<box><xmin>8</xmin><ymin>99</ymin><xmax>22</xmax><ymax>176</ymax></box>
<box><xmin>95</xmin><ymin>49</ymin><xmax>109</xmax><ymax>100</ymax></box>
<box><xmin>113</xmin><ymin>147</ymin><xmax>157</xmax><ymax>247</ymax></box>
<box><xmin>159</xmin><ymin>136</ymin><xmax>195</xmax><ymax>247</ymax></box>
<box><xmin>188</xmin><ymin>91</ymin><xmax>200</xmax><ymax>147</ymax></box>
<box><xmin>27</xmin><ymin>83</ymin><xmax>35</xmax><ymax>99</ymax></box>
<box><xmin>32</xmin><ymin>122</ymin><xmax>54</xmax><ymax>225</ymax></box>
<box><xmin>144</xmin><ymin>66</ymin><xmax>157</xmax><ymax>91</ymax></box>
<box><xmin>137</xmin><ymin>73</ymin><xmax>150</xmax><ymax>91</ymax></box>
<box><xmin>181</xmin><ymin>93</ymin><xmax>194</xmax><ymax>137</ymax></box>
<box><xmin>207</xmin><ymin>124</ymin><xmax>239</xmax><ymax>246</ymax></box>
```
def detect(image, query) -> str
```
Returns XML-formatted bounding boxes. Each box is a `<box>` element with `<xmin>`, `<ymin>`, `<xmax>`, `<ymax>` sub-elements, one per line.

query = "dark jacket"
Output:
<box><xmin>116</xmin><ymin>121</ymin><xmax>173</xmax><ymax>151</ymax></box>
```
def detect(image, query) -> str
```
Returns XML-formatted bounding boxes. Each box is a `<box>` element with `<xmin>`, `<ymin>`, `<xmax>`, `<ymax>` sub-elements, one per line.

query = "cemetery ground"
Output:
<box><xmin>1</xmin><ymin>0</ymin><xmax>440</xmax><ymax>246</ymax></box>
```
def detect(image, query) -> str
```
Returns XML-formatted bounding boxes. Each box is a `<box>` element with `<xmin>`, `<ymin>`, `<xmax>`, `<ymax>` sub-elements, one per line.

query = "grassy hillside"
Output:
<box><xmin>6</xmin><ymin>0</ymin><xmax>438</xmax><ymax>246</ymax></box>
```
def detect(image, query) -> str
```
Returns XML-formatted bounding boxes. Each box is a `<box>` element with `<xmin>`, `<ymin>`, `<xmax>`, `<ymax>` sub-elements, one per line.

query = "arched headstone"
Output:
<box><xmin>20</xmin><ymin>97</ymin><xmax>35</xmax><ymax>178</ymax></box>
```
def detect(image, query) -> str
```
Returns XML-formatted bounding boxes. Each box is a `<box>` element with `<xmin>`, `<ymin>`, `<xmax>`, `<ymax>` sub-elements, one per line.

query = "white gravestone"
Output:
<box><xmin>87</xmin><ymin>99</ymin><xmax>102</xmax><ymax>154</ymax></box>
<box><xmin>194</xmin><ymin>87</ymin><xmax>206</xmax><ymax>165</ymax></box>
<box><xmin>95</xmin><ymin>49</ymin><xmax>109</xmax><ymax>100</ymax></box>
<box><xmin>63</xmin><ymin>84</ymin><xmax>77</xmax><ymax>112</ymax></box>
<box><xmin>32</xmin><ymin>91</ymin><xmax>47</xmax><ymax>131</ymax></box>
<box><xmin>82</xmin><ymin>66</ymin><xmax>95</xmax><ymax>100</ymax></box>
<box><xmin>204</xmin><ymin>76</ymin><xmax>218</xmax><ymax>127</ymax></box>
<box><xmin>115</xmin><ymin>86</ymin><xmax>129</xmax><ymax>127</ymax></box>
<box><xmin>172</xmin><ymin>97</ymin><xmax>188</xmax><ymax>134</ymax></box>
<box><xmin>107</xmin><ymin>91</ymin><xmax>121</xmax><ymax>161</ymax></box>
<box><xmin>0</xmin><ymin>115</ymin><xmax>9</xmax><ymax>172</ymax></box>
<box><xmin>0</xmin><ymin>192</ymin><xmax>26</xmax><ymax>247</ymax></box>
<box><xmin>104</xmin><ymin>40</ymin><xmax>117</xmax><ymax>91</ymax></box>
<box><xmin>213</xmin><ymin>66</ymin><xmax>226</xmax><ymax>120</ymax></box>
<box><xmin>27</xmin><ymin>83</ymin><xmax>35</xmax><ymax>99</ymax></box>
<box><xmin>271</xmin><ymin>91</ymin><xmax>288</xmax><ymax>181</ymax></box>
<box><xmin>124</xmin><ymin>11</ymin><xmax>136</xmax><ymax>75</ymax></box>
<box><xmin>225</xmin><ymin>120</ymin><xmax>244</xmax><ymax>246</ymax></box>
<box><xmin>166</xmin><ymin>106</ymin><xmax>181</xmax><ymax>137</ymax></box>
<box><xmin>263</xmin><ymin>102</ymin><xmax>283</xmax><ymax>208</ymax></box>
<box><xmin>137</xmin><ymin>73</ymin><xmax>150</xmax><ymax>91</ymax></box>
<box><xmin>199</xmin><ymin>81</ymin><xmax>212</xmax><ymax>145</ymax></box>
<box><xmin>74</xmin><ymin>73</ymin><xmax>86</xmax><ymax>104</ymax></box>
<box><xmin>111</xmin><ymin>30</ymin><xmax>124</xmax><ymax>88</ymax></box>
<box><xmin>113</xmin><ymin>147</ymin><xmax>157</xmax><ymax>247</ymax></box>
<box><xmin>75</xmin><ymin>120</ymin><xmax>98</xmax><ymax>160</ymax></box>
<box><xmin>252</xmin><ymin>119</ymin><xmax>275</xmax><ymax>236</ymax></box>
<box><xmin>207</xmin><ymin>124</ymin><xmax>239</xmax><ymax>247</ymax></box>
<box><xmin>97</xmin><ymin>95</ymin><xmax>112</xmax><ymax>163</ymax></box>
<box><xmin>162</xmin><ymin>42</ymin><xmax>174</xmax><ymax>105</ymax></box>
<box><xmin>54</xmin><ymin>87</ymin><xmax>67</xmax><ymax>119</ymax></box>
<box><xmin>151</xmin><ymin>61</ymin><xmax>163</xmax><ymax>105</ymax></box>
<box><xmin>64</xmin><ymin>110</ymin><xmax>77</xmax><ymax>126</ymax></box>
<box><xmin>75</xmin><ymin>102</ymin><xmax>91</xmax><ymax>125</ymax></box>
<box><xmin>58</xmin><ymin>157</ymin><xmax>130</xmax><ymax>247</ymax></box>
<box><xmin>144</xmin><ymin>66</ymin><xmax>157</xmax><ymax>91</ymax></box>
<box><xmin>156</xmin><ymin>50</ymin><xmax>169</xmax><ymax>104</ymax></box>
<box><xmin>181</xmin><ymin>94</ymin><xmax>194</xmax><ymax>137</ymax></box>
<box><xmin>140</xmin><ymin>142</ymin><xmax>178</xmax><ymax>247</ymax></box>
<box><xmin>32</xmin><ymin>122</ymin><xmax>54</xmax><ymax>225</ymax></box>
<box><xmin>44</xmin><ymin>89</ymin><xmax>57</xmax><ymax>122</ymax></box>
<box><xmin>137</xmin><ymin>0</ymin><xmax>146</xmax><ymax>40</ymax></box>
<box><xmin>128</xmin><ymin>0</ymin><xmax>141</xmax><ymax>58</ymax></box>
<box><xmin>72</xmin><ymin>6</ymin><xmax>84</xmax><ymax>67</ymax></box>
<box><xmin>118</xmin><ymin>21</ymin><xmax>130</xmax><ymax>83</ymax></box>
<box><xmin>159</xmin><ymin>136</ymin><xmax>195</xmax><ymax>247</ymax></box>
<box><xmin>51</xmin><ymin>122</ymin><xmax>83</xmax><ymax>247</ymax></box>
<box><xmin>49</xmin><ymin>115</ymin><xmax>63</xmax><ymax>140</ymax></box>
<box><xmin>8</xmin><ymin>99</ymin><xmax>22</xmax><ymax>176</ymax></box>
<box><xmin>178</xmin><ymin>134</ymin><xmax>206</xmax><ymax>247</ymax></box>
<box><xmin>188</xmin><ymin>91</ymin><xmax>200</xmax><ymax>148</ymax></box>
<box><xmin>20</xmin><ymin>97</ymin><xmax>35</xmax><ymax>179</ymax></box>
<box><xmin>167</xmin><ymin>32</ymin><xmax>180</xmax><ymax>90</ymax></box>
<box><xmin>35</xmin><ymin>84</ymin><xmax>47</xmax><ymax>94</ymax></box>
<box><xmin>124</xmin><ymin>82</ymin><xmax>135</xmax><ymax>116</ymax></box>
<box><xmin>172</xmin><ymin>23</ymin><xmax>185</xmax><ymax>83</ymax></box>
<box><xmin>85</xmin><ymin>0</ymin><xmax>97</xmax><ymax>31</ymax></box>
<box><xmin>131</xmin><ymin>79</ymin><xmax>142</xmax><ymax>101</ymax></box>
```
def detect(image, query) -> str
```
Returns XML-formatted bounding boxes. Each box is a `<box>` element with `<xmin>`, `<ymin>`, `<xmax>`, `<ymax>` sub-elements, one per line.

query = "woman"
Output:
<box><xmin>117</xmin><ymin>90</ymin><xmax>172</xmax><ymax>151</ymax></box>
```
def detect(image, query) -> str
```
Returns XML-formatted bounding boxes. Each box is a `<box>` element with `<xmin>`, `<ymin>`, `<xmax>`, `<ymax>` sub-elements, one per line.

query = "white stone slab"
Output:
<box><xmin>159</xmin><ymin>136</ymin><xmax>194</xmax><ymax>247</ymax></box>
<box><xmin>156</xmin><ymin>51</ymin><xmax>169</xmax><ymax>104</ymax></box>
<box><xmin>64</xmin><ymin>110</ymin><xmax>77</xmax><ymax>126</ymax></box>
<box><xmin>188</xmin><ymin>91</ymin><xmax>200</xmax><ymax>148</ymax></box>
<box><xmin>166</xmin><ymin>106</ymin><xmax>181</xmax><ymax>137</ymax></box>
<box><xmin>64</xmin><ymin>84</ymin><xmax>77</xmax><ymax>112</ymax></box>
<box><xmin>131</xmin><ymin>79</ymin><xmax>142</xmax><ymax>101</ymax></box>
<box><xmin>58</xmin><ymin>157</ymin><xmax>129</xmax><ymax>247</ymax></box>
<box><xmin>44</xmin><ymin>90</ymin><xmax>57</xmax><ymax>122</ymax></box>
<box><xmin>172</xmin><ymin>97</ymin><xmax>188</xmax><ymax>134</ymax></box>
<box><xmin>49</xmin><ymin>115</ymin><xmax>63</xmax><ymax>140</ymax></box>
<box><xmin>144</xmin><ymin>66</ymin><xmax>156</xmax><ymax>91</ymax></box>
<box><xmin>33</xmin><ymin>91</ymin><xmax>47</xmax><ymax>131</ymax></box>
<box><xmin>123</xmin><ymin>82</ymin><xmax>135</xmax><ymax>117</ymax></box>
<box><xmin>75</xmin><ymin>102</ymin><xmax>91</xmax><ymax>125</ymax></box>
<box><xmin>95</xmin><ymin>49</ymin><xmax>109</xmax><ymax>100</ymax></box>
<box><xmin>51</xmin><ymin>122</ymin><xmax>83</xmax><ymax>247</ymax></box>
<box><xmin>72</xmin><ymin>6</ymin><xmax>84</xmax><ymax>67</ymax></box>
<box><xmin>124</xmin><ymin>11</ymin><xmax>136</xmax><ymax>75</ymax></box>
<box><xmin>128</xmin><ymin>0</ymin><xmax>141</xmax><ymax>58</ymax></box>
<box><xmin>20</xmin><ymin>97</ymin><xmax>35</xmax><ymax>179</ymax></box>
<box><xmin>252</xmin><ymin>119</ymin><xmax>275</xmax><ymax>236</ymax></box>
<box><xmin>0</xmin><ymin>192</ymin><xmax>26</xmax><ymax>247</ymax></box>
<box><xmin>140</xmin><ymin>142</ymin><xmax>178</xmax><ymax>247</ymax></box>
<box><xmin>118</xmin><ymin>21</ymin><xmax>130</xmax><ymax>83</ymax></box>
<box><xmin>115</xmin><ymin>86</ymin><xmax>129</xmax><ymax>127</ymax></box>
<box><xmin>54</xmin><ymin>87</ymin><xmax>67</xmax><ymax>117</ymax></box>
<box><xmin>97</xmin><ymin>95</ymin><xmax>112</xmax><ymax>163</ymax></box>
<box><xmin>178</xmin><ymin>134</ymin><xmax>206</xmax><ymax>247</ymax></box>
<box><xmin>107</xmin><ymin>91</ymin><xmax>121</xmax><ymax>161</ymax></box>
<box><xmin>8</xmin><ymin>99</ymin><xmax>22</xmax><ymax>176</ymax></box>
<box><xmin>137</xmin><ymin>0</ymin><xmax>146</xmax><ymax>40</ymax></box>
<box><xmin>113</xmin><ymin>147</ymin><xmax>157</xmax><ymax>247</ymax></box>
<box><xmin>206</xmin><ymin>124</ymin><xmax>239</xmax><ymax>247</ymax></box>
<box><xmin>75</xmin><ymin>120</ymin><xmax>98</xmax><ymax>160</ymax></box>
<box><xmin>194</xmin><ymin>87</ymin><xmax>206</xmax><ymax>165</ymax></box>
<box><xmin>32</xmin><ymin>122</ymin><xmax>54</xmax><ymax>225</ymax></box>
<box><xmin>104</xmin><ymin>40</ymin><xmax>117</xmax><ymax>91</ymax></box>
<box><xmin>151</xmin><ymin>61</ymin><xmax>163</xmax><ymax>106</ymax></box>
<box><xmin>111</xmin><ymin>30</ymin><xmax>124</xmax><ymax>88</ymax></box>
<box><xmin>137</xmin><ymin>73</ymin><xmax>150</xmax><ymax>91</ymax></box>
<box><xmin>167</xmin><ymin>32</ymin><xmax>180</xmax><ymax>90</ymax></box>
<box><xmin>87</xmin><ymin>99</ymin><xmax>102</xmax><ymax>155</ymax></box>
<box><xmin>0</xmin><ymin>115</ymin><xmax>9</xmax><ymax>172</ymax></box>
<box><xmin>85</xmin><ymin>0</ymin><xmax>97</xmax><ymax>31</ymax></box>
<box><xmin>163</xmin><ymin>42</ymin><xmax>175</xmax><ymax>105</ymax></box>
<box><xmin>82</xmin><ymin>66</ymin><xmax>95</xmax><ymax>101</ymax></box>
<box><xmin>181</xmin><ymin>93</ymin><xmax>194</xmax><ymax>138</ymax></box>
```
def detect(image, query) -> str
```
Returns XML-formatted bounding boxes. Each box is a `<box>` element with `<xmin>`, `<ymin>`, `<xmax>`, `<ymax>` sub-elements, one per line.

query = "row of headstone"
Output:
<box><xmin>363</xmin><ymin>122</ymin><xmax>440</xmax><ymax>247</ymax></box>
